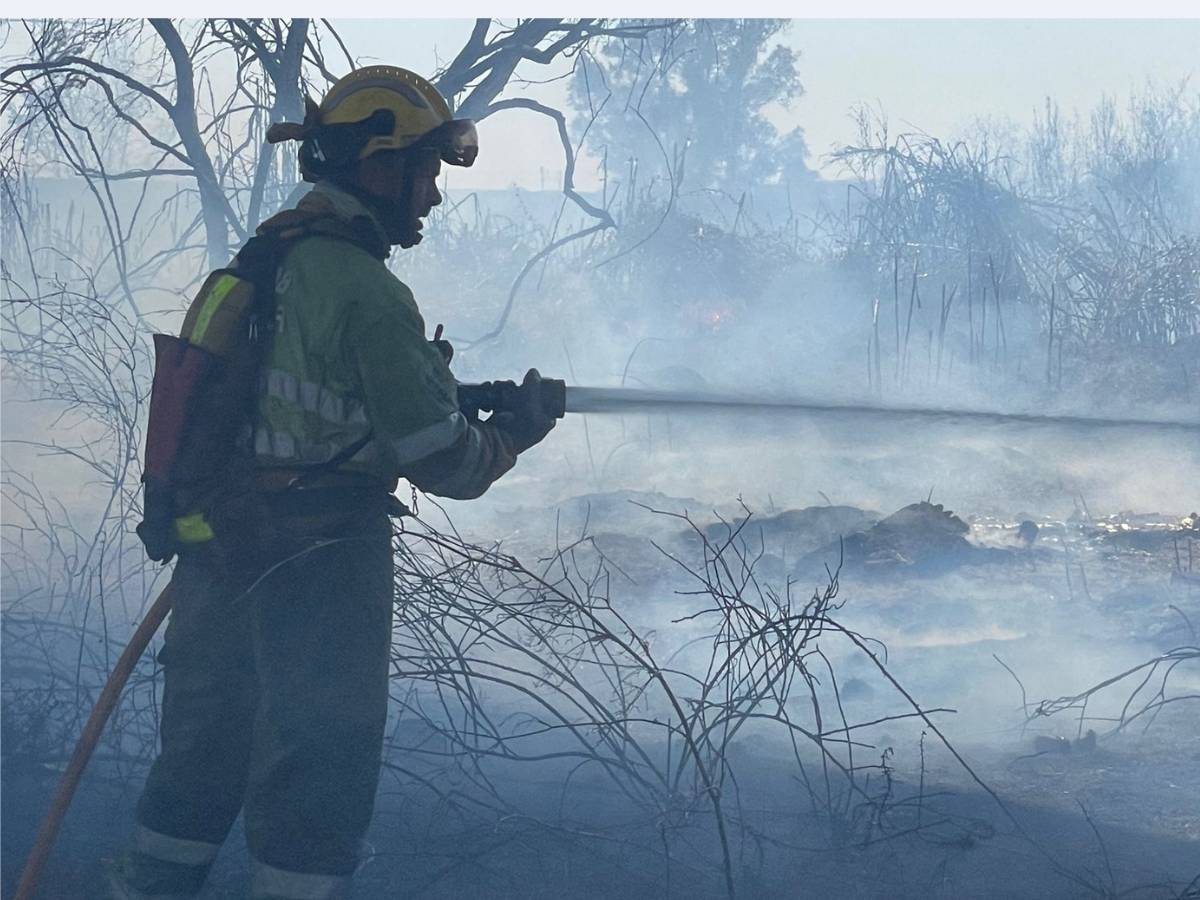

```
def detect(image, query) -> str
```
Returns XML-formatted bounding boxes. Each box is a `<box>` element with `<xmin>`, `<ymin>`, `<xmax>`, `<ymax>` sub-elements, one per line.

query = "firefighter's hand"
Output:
<box><xmin>430</xmin><ymin>323</ymin><xmax>453</xmax><ymax>365</ymax></box>
<box><xmin>492</xmin><ymin>368</ymin><xmax>556</xmax><ymax>454</ymax></box>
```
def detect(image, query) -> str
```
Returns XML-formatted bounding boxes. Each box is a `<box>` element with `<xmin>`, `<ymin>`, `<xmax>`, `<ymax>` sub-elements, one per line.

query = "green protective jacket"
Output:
<box><xmin>251</xmin><ymin>182</ymin><xmax>516</xmax><ymax>499</ymax></box>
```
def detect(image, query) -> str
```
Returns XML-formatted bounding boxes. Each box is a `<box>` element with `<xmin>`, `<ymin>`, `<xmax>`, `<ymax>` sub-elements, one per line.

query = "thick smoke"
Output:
<box><xmin>3</xmin><ymin>20</ymin><xmax>1198</xmax><ymax>900</ymax></box>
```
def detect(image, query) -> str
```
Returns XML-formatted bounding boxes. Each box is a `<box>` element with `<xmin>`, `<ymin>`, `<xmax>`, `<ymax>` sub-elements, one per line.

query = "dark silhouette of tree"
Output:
<box><xmin>572</xmin><ymin>19</ymin><xmax>812</xmax><ymax>201</ymax></box>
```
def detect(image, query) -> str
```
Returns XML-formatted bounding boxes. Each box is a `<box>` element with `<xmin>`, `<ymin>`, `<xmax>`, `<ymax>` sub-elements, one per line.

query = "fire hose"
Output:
<box><xmin>16</xmin><ymin>381</ymin><xmax>1197</xmax><ymax>898</ymax></box>
<box><xmin>463</xmin><ymin>379</ymin><xmax>1200</xmax><ymax>433</ymax></box>
<box><xmin>15</xmin><ymin>583</ymin><xmax>174</xmax><ymax>900</ymax></box>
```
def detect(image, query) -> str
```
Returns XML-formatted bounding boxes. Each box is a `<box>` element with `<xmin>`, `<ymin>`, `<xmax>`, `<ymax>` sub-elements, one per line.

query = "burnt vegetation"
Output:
<box><xmin>3</xmin><ymin>17</ymin><xmax>1199</xmax><ymax>900</ymax></box>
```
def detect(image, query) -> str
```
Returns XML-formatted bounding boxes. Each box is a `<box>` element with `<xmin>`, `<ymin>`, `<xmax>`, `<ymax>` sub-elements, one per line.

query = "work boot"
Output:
<box><xmin>249</xmin><ymin>859</ymin><xmax>351</xmax><ymax>900</ymax></box>
<box><xmin>102</xmin><ymin>855</ymin><xmax>200</xmax><ymax>900</ymax></box>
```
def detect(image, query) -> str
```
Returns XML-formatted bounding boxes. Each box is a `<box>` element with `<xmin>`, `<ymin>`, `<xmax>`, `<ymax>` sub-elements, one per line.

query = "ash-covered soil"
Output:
<box><xmin>461</xmin><ymin>491</ymin><xmax>1200</xmax><ymax>896</ymax></box>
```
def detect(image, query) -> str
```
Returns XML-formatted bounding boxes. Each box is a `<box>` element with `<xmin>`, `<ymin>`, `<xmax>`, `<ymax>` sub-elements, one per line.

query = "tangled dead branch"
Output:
<box><xmin>381</xmin><ymin>503</ymin><xmax>997</xmax><ymax>896</ymax></box>
<box><xmin>1027</xmin><ymin>646</ymin><xmax>1200</xmax><ymax>739</ymax></box>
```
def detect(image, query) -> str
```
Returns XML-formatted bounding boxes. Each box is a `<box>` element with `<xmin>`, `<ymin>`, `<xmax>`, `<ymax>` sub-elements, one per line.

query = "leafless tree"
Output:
<box><xmin>1</xmin><ymin>19</ymin><xmax>342</xmax><ymax>274</ymax></box>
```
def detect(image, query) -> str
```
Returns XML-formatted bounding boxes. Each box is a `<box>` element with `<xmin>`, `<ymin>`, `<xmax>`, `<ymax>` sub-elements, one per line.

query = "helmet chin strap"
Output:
<box><xmin>331</xmin><ymin>170</ymin><xmax>421</xmax><ymax>248</ymax></box>
<box><xmin>387</xmin><ymin>161</ymin><xmax>423</xmax><ymax>248</ymax></box>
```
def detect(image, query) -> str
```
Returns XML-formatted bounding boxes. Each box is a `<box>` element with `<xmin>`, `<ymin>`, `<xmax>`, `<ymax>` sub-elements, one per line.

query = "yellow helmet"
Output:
<box><xmin>268</xmin><ymin>65</ymin><xmax>478</xmax><ymax>181</ymax></box>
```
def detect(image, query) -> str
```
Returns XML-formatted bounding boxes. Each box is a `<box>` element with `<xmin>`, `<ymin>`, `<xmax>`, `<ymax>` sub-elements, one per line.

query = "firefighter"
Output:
<box><xmin>109</xmin><ymin>66</ymin><xmax>555</xmax><ymax>900</ymax></box>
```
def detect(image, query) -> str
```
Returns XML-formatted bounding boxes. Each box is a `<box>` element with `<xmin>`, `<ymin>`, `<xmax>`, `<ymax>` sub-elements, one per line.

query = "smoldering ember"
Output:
<box><xmin>2</xmin><ymin>17</ymin><xmax>1198</xmax><ymax>900</ymax></box>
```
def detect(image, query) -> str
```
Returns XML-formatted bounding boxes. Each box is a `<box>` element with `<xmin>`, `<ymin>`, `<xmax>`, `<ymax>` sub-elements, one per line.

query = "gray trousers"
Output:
<box><xmin>123</xmin><ymin>513</ymin><xmax>394</xmax><ymax>899</ymax></box>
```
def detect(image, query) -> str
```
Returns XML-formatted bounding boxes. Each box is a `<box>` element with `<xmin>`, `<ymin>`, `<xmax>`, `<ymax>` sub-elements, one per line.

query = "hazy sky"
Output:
<box><xmin>330</xmin><ymin>18</ymin><xmax>1200</xmax><ymax>190</ymax></box>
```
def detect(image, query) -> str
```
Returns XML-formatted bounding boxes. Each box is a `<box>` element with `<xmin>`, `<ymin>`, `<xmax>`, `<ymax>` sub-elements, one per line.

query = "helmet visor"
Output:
<box><xmin>416</xmin><ymin>118</ymin><xmax>478</xmax><ymax>167</ymax></box>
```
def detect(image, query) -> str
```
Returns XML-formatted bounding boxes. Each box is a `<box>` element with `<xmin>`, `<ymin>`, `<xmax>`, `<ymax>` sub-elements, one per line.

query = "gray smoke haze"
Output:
<box><xmin>3</xmin><ymin>21</ymin><xmax>1198</xmax><ymax>899</ymax></box>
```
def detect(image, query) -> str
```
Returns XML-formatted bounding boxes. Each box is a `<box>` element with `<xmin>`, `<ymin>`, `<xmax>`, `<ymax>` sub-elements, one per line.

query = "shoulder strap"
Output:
<box><xmin>238</xmin><ymin>224</ymin><xmax>380</xmax><ymax>491</ymax></box>
<box><xmin>255</xmin><ymin>204</ymin><xmax>389</xmax><ymax>260</ymax></box>
<box><xmin>232</xmin><ymin>232</ymin><xmax>288</xmax><ymax>301</ymax></box>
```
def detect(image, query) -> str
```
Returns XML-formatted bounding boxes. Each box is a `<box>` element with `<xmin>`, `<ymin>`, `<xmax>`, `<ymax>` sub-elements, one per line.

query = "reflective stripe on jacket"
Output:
<box><xmin>253</xmin><ymin>183</ymin><xmax>514</xmax><ymax>497</ymax></box>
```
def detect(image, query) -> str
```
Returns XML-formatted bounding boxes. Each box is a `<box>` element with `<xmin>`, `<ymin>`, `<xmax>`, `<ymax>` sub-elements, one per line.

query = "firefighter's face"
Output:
<box><xmin>404</xmin><ymin>150</ymin><xmax>443</xmax><ymax>246</ymax></box>
<box><xmin>357</xmin><ymin>149</ymin><xmax>442</xmax><ymax>248</ymax></box>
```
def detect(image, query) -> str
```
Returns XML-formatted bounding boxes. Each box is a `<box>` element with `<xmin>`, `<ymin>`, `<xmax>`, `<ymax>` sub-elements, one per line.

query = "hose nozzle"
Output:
<box><xmin>457</xmin><ymin>378</ymin><xmax>566</xmax><ymax>420</ymax></box>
